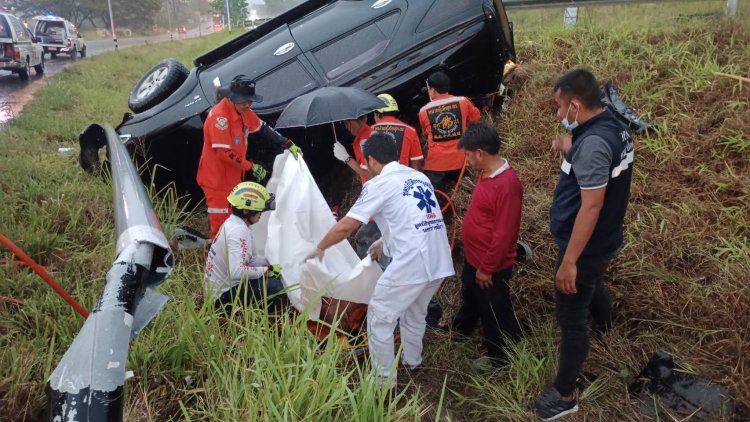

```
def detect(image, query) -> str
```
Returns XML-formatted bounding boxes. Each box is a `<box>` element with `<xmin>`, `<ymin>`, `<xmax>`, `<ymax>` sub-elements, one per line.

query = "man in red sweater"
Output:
<box><xmin>453</xmin><ymin>122</ymin><xmax>522</xmax><ymax>365</ymax></box>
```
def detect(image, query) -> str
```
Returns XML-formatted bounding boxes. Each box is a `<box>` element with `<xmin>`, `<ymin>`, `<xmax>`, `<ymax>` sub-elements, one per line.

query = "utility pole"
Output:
<box><xmin>167</xmin><ymin>0</ymin><xmax>173</xmax><ymax>41</ymax></box>
<box><xmin>225</xmin><ymin>0</ymin><xmax>232</xmax><ymax>32</ymax></box>
<box><xmin>106</xmin><ymin>0</ymin><xmax>118</xmax><ymax>50</ymax></box>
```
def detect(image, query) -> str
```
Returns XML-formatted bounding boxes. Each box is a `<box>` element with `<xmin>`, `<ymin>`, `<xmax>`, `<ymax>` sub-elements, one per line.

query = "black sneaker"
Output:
<box><xmin>533</xmin><ymin>387</ymin><xmax>579</xmax><ymax>420</ymax></box>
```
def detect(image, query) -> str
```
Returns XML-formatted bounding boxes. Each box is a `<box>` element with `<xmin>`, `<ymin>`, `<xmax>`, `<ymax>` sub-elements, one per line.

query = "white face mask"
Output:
<box><xmin>562</xmin><ymin>103</ymin><xmax>580</xmax><ymax>131</ymax></box>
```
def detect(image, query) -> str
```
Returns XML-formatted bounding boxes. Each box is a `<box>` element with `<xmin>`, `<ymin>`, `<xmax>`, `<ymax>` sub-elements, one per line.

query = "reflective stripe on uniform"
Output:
<box><xmin>208</xmin><ymin>207</ymin><xmax>230</xmax><ymax>214</ymax></box>
<box><xmin>212</xmin><ymin>144</ymin><xmax>232</xmax><ymax>149</ymax></box>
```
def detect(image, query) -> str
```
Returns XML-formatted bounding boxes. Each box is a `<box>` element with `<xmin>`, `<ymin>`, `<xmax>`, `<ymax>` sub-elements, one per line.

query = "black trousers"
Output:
<box><xmin>215</xmin><ymin>277</ymin><xmax>284</xmax><ymax>313</ymax></box>
<box><xmin>553</xmin><ymin>249</ymin><xmax>613</xmax><ymax>396</ymax></box>
<box><xmin>424</xmin><ymin>169</ymin><xmax>462</xmax><ymax>194</ymax></box>
<box><xmin>453</xmin><ymin>261</ymin><xmax>521</xmax><ymax>361</ymax></box>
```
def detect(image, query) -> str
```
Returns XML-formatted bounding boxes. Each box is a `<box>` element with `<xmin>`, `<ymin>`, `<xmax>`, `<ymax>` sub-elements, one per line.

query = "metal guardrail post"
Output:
<box><xmin>47</xmin><ymin>124</ymin><xmax>174</xmax><ymax>421</ymax></box>
<box><xmin>564</xmin><ymin>7</ymin><xmax>579</xmax><ymax>26</ymax></box>
<box><xmin>727</xmin><ymin>0</ymin><xmax>738</xmax><ymax>16</ymax></box>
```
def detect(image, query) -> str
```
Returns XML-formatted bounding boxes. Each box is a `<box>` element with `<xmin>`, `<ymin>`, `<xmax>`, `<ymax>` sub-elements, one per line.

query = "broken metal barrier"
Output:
<box><xmin>46</xmin><ymin>124</ymin><xmax>174</xmax><ymax>421</ymax></box>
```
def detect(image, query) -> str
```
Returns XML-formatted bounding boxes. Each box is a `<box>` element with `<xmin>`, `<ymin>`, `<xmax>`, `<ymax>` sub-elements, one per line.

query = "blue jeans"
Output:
<box><xmin>553</xmin><ymin>249</ymin><xmax>613</xmax><ymax>396</ymax></box>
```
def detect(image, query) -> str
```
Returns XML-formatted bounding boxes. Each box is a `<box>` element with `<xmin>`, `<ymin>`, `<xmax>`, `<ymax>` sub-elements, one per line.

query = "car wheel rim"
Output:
<box><xmin>136</xmin><ymin>66</ymin><xmax>169</xmax><ymax>100</ymax></box>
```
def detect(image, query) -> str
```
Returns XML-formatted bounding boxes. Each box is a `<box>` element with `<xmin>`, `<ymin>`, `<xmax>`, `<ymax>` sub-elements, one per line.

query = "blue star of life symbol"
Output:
<box><xmin>413</xmin><ymin>186</ymin><xmax>436</xmax><ymax>213</ymax></box>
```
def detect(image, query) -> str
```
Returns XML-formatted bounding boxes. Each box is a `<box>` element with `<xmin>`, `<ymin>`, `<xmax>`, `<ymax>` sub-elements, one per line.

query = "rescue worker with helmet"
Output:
<box><xmin>372</xmin><ymin>93</ymin><xmax>424</xmax><ymax>171</ymax></box>
<box><xmin>333</xmin><ymin>114</ymin><xmax>373</xmax><ymax>184</ymax></box>
<box><xmin>419</xmin><ymin>71</ymin><xmax>481</xmax><ymax>192</ymax></box>
<box><xmin>197</xmin><ymin>74</ymin><xmax>302</xmax><ymax>239</ymax></box>
<box><xmin>204</xmin><ymin>182</ymin><xmax>284</xmax><ymax>312</ymax></box>
<box><xmin>305</xmin><ymin>132</ymin><xmax>454</xmax><ymax>388</ymax></box>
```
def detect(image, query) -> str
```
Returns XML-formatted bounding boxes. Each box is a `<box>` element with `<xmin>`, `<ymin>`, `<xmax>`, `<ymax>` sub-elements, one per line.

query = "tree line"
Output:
<box><xmin>4</xmin><ymin>0</ymin><xmax>212</xmax><ymax>31</ymax></box>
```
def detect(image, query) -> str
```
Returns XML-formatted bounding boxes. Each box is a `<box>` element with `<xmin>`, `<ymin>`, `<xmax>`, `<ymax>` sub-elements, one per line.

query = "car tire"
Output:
<box><xmin>80</xmin><ymin>45</ymin><xmax>86</xmax><ymax>58</ymax></box>
<box><xmin>128</xmin><ymin>58</ymin><xmax>189</xmax><ymax>114</ymax></box>
<box><xmin>71</xmin><ymin>46</ymin><xmax>77</xmax><ymax>60</ymax></box>
<box><xmin>19</xmin><ymin>59</ymin><xmax>30</xmax><ymax>80</ymax></box>
<box><xmin>34</xmin><ymin>55</ymin><xmax>45</xmax><ymax>75</ymax></box>
<box><xmin>50</xmin><ymin>52</ymin><xmax>57</xmax><ymax>59</ymax></box>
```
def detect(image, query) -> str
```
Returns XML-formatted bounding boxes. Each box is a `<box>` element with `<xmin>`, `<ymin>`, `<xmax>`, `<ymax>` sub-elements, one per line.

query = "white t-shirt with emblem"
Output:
<box><xmin>346</xmin><ymin>162</ymin><xmax>455</xmax><ymax>286</ymax></box>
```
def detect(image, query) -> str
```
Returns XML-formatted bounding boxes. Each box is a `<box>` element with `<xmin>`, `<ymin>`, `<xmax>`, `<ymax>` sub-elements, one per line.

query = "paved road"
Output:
<box><xmin>0</xmin><ymin>25</ymin><xmax>211</xmax><ymax>126</ymax></box>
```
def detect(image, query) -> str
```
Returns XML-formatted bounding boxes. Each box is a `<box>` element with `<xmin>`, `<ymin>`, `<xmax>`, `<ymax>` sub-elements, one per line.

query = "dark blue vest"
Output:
<box><xmin>550</xmin><ymin>110</ymin><xmax>633</xmax><ymax>258</ymax></box>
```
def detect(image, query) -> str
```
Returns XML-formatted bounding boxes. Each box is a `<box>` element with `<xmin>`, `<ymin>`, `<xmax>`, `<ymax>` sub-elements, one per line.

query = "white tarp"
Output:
<box><xmin>251</xmin><ymin>152</ymin><xmax>381</xmax><ymax>319</ymax></box>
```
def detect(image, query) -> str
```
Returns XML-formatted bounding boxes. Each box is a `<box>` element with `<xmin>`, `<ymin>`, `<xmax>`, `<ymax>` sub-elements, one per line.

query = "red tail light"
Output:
<box><xmin>67</xmin><ymin>38</ymin><xmax>72</xmax><ymax>47</ymax></box>
<box><xmin>3</xmin><ymin>44</ymin><xmax>13</xmax><ymax>58</ymax></box>
<box><xmin>12</xmin><ymin>46</ymin><xmax>20</xmax><ymax>60</ymax></box>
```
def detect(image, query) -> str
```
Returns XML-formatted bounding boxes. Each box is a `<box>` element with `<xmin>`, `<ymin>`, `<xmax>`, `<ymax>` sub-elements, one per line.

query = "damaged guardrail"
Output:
<box><xmin>47</xmin><ymin>124</ymin><xmax>174</xmax><ymax>421</ymax></box>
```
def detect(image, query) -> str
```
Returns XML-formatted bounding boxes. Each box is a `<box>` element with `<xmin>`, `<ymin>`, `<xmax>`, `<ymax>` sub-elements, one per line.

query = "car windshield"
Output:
<box><xmin>0</xmin><ymin>16</ymin><xmax>10</xmax><ymax>38</ymax></box>
<box><xmin>39</xmin><ymin>21</ymin><xmax>65</xmax><ymax>37</ymax></box>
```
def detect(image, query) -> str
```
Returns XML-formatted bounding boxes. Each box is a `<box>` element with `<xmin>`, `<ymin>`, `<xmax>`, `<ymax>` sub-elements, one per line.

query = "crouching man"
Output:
<box><xmin>204</xmin><ymin>182</ymin><xmax>284</xmax><ymax>312</ymax></box>
<box><xmin>306</xmin><ymin>132</ymin><xmax>455</xmax><ymax>387</ymax></box>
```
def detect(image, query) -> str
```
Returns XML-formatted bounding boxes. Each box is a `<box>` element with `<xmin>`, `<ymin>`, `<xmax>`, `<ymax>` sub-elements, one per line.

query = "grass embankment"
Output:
<box><xmin>1</xmin><ymin>3</ymin><xmax>749</xmax><ymax>420</ymax></box>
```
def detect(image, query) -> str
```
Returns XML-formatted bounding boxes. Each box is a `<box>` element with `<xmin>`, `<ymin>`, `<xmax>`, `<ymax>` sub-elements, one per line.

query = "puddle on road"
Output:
<box><xmin>0</xmin><ymin>75</ymin><xmax>46</xmax><ymax>127</ymax></box>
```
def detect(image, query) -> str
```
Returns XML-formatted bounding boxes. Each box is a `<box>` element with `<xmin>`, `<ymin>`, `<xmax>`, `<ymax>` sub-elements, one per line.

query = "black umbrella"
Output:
<box><xmin>275</xmin><ymin>86</ymin><xmax>385</xmax><ymax>129</ymax></box>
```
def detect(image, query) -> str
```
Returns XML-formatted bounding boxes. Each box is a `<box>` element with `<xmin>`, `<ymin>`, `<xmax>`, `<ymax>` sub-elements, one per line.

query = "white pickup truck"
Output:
<box><xmin>0</xmin><ymin>12</ymin><xmax>44</xmax><ymax>80</ymax></box>
<box><xmin>30</xmin><ymin>15</ymin><xmax>86</xmax><ymax>59</ymax></box>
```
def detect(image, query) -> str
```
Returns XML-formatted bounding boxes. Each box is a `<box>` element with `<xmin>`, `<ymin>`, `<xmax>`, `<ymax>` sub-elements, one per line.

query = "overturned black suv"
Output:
<box><xmin>81</xmin><ymin>0</ymin><xmax>517</xmax><ymax>201</ymax></box>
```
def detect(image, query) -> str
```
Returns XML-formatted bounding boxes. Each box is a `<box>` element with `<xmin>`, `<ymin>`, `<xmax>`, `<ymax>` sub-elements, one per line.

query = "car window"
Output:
<box><xmin>256</xmin><ymin>59</ymin><xmax>318</xmax><ymax>105</ymax></box>
<box><xmin>312</xmin><ymin>12</ymin><xmax>399</xmax><ymax>81</ymax></box>
<box><xmin>41</xmin><ymin>21</ymin><xmax>65</xmax><ymax>37</ymax></box>
<box><xmin>0</xmin><ymin>16</ymin><xmax>9</xmax><ymax>38</ymax></box>
<box><xmin>416</xmin><ymin>0</ymin><xmax>475</xmax><ymax>33</ymax></box>
<box><xmin>8</xmin><ymin>15</ymin><xmax>29</xmax><ymax>41</ymax></box>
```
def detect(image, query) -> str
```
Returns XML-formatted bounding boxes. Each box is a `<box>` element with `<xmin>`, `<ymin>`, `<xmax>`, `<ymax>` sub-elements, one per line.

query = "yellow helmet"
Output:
<box><xmin>376</xmin><ymin>93</ymin><xmax>399</xmax><ymax>114</ymax></box>
<box><xmin>227</xmin><ymin>182</ymin><xmax>275</xmax><ymax>213</ymax></box>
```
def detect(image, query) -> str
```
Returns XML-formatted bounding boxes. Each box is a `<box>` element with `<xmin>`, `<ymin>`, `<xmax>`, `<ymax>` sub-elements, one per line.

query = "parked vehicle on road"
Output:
<box><xmin>30</xmin><ymin>15</ymin><xmax>86</xmax><ymax>59</ymax></box>
<box><xmin>0</xmin><ymin>12</ymin><xmax>44</xmax><ymax>80</ymax></box>
<box><xmin>81</xmin><ymin>0</ymin><xmax>517</xmax><ymax>202</ymax></box>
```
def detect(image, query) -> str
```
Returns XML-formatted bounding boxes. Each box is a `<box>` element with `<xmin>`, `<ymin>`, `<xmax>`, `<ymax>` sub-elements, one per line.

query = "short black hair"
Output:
<box><xmin>362</xmin><ymin>131</ymin><xmax>399</xmax><ymax>165</ymax></box>
<box><xmin>427</xmin><ymin>71</ymin><xmax>450</xmax><ymax>94</ymax></box>
<box><xmin>553</xmin><ymin>68</ymin><xmax>603</xmax><ymax>109</ymax></box>
<box><xmin>458</xmin><ymin>122</ymin><xmax>501</xmax><ymax>155</ymax></box>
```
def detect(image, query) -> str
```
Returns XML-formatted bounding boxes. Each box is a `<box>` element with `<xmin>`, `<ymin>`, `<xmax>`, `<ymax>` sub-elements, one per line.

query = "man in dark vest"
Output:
<box><xmin>534</xmin><ymin>69</ymin><xmax>634</xmax><ymax>421</ymax></box>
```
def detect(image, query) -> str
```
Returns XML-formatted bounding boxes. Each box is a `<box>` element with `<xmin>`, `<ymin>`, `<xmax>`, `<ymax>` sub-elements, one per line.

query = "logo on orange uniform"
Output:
<box><xmin>427</xmin><ymin>102</ymin><xmax>462</xmax><ymax>142</ymax></box>
<box><xmin>215</xmin><ymin>117</ymin><xmax>228</xmax><ymax>130</ymax></box>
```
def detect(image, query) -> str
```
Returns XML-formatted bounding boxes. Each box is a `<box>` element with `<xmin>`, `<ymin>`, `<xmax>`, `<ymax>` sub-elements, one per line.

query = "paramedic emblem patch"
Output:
<box><xmin>216</xmin><ymin>117</ymin><xmax>228</xmax><ymax>130</ymax></box>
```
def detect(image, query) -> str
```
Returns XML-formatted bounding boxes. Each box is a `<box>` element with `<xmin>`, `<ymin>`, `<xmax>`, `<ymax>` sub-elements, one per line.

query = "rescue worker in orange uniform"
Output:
<box><xmin>373</xmin><ymin>93</ymin><xmax>424</xmax><ymax>171</ymax></box>
<box><xmin>333</xmin><ymin>114</ymin><xmax>373</xmax><ymax>184</ymax></box>
<box><xmin>419</xmin><ymin>71</ymin><xmax>481</xmax><ymax>192</ymax></box>
<box><xmin>197</xmin><ymin>75</ymin><xmax>302</xmax><ymax>239</ymax></box>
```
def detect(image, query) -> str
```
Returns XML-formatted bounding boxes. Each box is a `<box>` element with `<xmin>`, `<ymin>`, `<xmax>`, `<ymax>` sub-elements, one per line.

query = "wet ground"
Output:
<box><xmin>0</xmin><ymin>25</ymin><xmax>211</xmax><ymax>126</ymax></box>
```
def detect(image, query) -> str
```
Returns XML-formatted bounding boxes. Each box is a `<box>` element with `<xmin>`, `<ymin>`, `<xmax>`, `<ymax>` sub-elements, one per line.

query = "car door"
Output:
<box><xmin>66</xmin><ymin>22</ymin><xmax>80</xmax><ymax>50</ymax></box>
<box><xmin>289</xmin><ymin>0</ymin><xmax>406</xmax><ymax>85</ymax></box>
<box><xmin>198</xmin><ymin>24</ymin><xmax>322</xmax><ymax>116</ymax></box>
<box><xmin>24</xmin><ymin>28</ymin><xmax>40</xmax><ymax>65</ymax></box>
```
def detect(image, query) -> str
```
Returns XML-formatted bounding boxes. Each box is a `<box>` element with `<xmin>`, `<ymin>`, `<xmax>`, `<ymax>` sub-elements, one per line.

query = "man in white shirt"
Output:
<box><xmin>306</xmin><ymin>132</ymin><xmax>455</xmax><ymax>387</ymax></box>
<box><xmin>205</xmin><ymin>182</ymin><xmax>284</xmax><ymax>312</ymax></box>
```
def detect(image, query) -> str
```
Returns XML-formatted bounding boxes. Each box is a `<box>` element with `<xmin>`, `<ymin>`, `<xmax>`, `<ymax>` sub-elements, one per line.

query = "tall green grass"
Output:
<box><xmin>2</xmin><ymin>3</ymin><xmax>749</xmax><ymax>421</ymax></box>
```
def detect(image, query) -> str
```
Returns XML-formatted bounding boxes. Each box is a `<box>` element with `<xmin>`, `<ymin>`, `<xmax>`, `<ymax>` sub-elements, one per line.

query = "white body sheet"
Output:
<box><xmin>251</xmin><ymin>152</ymin><xmax>381</xmax><ymax>318</ymax></box>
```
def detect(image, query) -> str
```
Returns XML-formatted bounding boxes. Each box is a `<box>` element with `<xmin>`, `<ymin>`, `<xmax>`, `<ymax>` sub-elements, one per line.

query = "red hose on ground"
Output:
<box><xmin>434</xmin><ymin>189</ymin><xmax>458</xmax><ymax>252</ymax></box>
<box><xmin>0</xmin><ymin>295</ymin><xmax>24</xmax><ymax>305</ymax></box>
<box><xmin>0</xmin><ymin>233</ymin><xmax>89</xmax><ymax>319</ymax></box>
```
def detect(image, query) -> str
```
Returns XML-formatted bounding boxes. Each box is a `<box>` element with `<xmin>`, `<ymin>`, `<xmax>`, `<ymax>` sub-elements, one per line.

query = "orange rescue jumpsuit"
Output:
<box><xmin>350</xmin><ymin>124</ymin><xmax>374</xmax><ymax>185</ymax></box>
<box><xmin>419</xmin><ymin>93</ymin><xmax>481</xmax><ymax>172</ymax></box>
<box><xmin>372</xmin><ymin>116</ymin><xmax>424</xmax><ymax>167</ymax></box>
<box><xmin>197</xmin><ymin>97</ymin><xmax>290</xmax><ymax>238</ymax></box>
